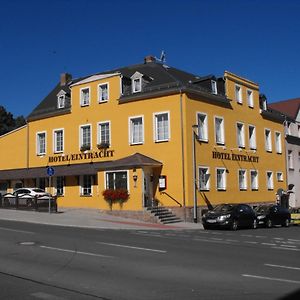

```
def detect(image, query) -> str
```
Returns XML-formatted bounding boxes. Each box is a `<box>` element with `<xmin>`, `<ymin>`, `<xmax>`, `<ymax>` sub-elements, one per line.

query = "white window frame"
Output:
<box><xmin>80</xmin><ymin>175</ymin><xmax>93</xmax><ymax>196</ymax></box>
<box><xmin>236</xmin><ymin>122</ymin><xmax>245</xmax><ymax>148</ymax></box>
<box><xmin>98</xmin><ymin>82</ymin><xmax>109</xmax><ymax>103</ymax></box>
<box><xmin>79</xmin><ymin>124</ymin><xmax>92</xmax><ymax>150</ymax></box>
<box><xmin>248</xmin><ymin>125</ymin><xmax>257</xmax><ymax>150</ymax></box>
<box><xmin>197</xmin><ymin>112</ymin><xmax>208</xmax><ymax>142</ymax></box>
<box><xmin>57</xmin><ymin>95</ymin><xmax>65</xmax><ymax>109</ymax></box>
<box><xmin>235</xmin><ymin>84</ymin><xmax>242</xmax><ymax>104</ymax></box>
<box><xmin>288</xmin><ymin>150</ymin><xmax>294</xmax><ymax>170</ymax></box>
<box><xmin>274</xmin><ymin>131</ymin><xmax>282</xmax><ymax>154</ymax></box>
<box><xmin>97</xmin><ymin>121</ymin><xmax>111</xmax><ymax>146</ymax></box>
<box><xmin>129</xmin><ymin>116</ymin><xmax>144</xmax><ymax>145</ymax></box>
<box><xmin>36</xmin><ymin>131</ymin><xmax>46</xmax><ymax>155</ymax></box>
<box><xmin>80</xmin><ymin>87</ymin><xmax>90</xmax><ymax>106</ymax></box>
<box><xmin>250</xmin><ymin>170</ymin><xmax>258</xmax><ymax>190</ymax></box>
<box><xmin>216</xmin><ymin>167</ymin><xmax>226</xmax><ymax>191</ymax></box>
<box><xmin>211</xmin><ymin>80</ymin><xmax>217</xmax><ymax>94</ymax></box>
<box><xmin>55</xmin><ymin>176</ymin><xmax>64</xmax><ymax>196</ymax></box>
<box><xmin>276</xmin><ymin>172</ymin><xmax>283</xmax><ymax>182</ymax></box>
<box><xmin>214</xmin><ymin>116</ymin><xmax>225</xmax><ymax>145</ymax></box>
<box><xmin>198</xmin><ymin>166</ymin><xmax>210</xmax><ymax>191</ymax></box>
<box><xmin>266</xmin><ymin>171</ymin><xmax>274</xmax><ymax>190</ymax></box>
<box><xmin>238</xmin><ymin>169</ymin><xmax>247</xmax><ymax>190</ymax></box>
<box><xmin>247</xmin><ymin>89</ymin><xmax>254</xmax><ymax>108</ymax></box>
<box><xmin>53</xmin><ymin>128</ymin><xmax>64</xmax><ymax>153</ymax></box>
<box><xmin>104</xmin><ymin>170</ymin><xmax>129</xmax><ymax>191</ymax></box>
<box><xmin>153</xmin><ymin>111</ymin><xmax>170</xmax><ymax>142</ymax></box>
<box><xmin>265</xmin><ymin>128</ymin><xmax>272</xmax><ymax>152</ymax></box>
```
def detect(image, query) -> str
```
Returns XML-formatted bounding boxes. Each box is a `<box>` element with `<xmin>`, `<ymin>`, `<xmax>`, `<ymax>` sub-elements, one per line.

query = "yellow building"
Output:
<box><xmin>0</xmin><ymin>56</ymin><xmax>287</xmax><ymax>221</ymax></box>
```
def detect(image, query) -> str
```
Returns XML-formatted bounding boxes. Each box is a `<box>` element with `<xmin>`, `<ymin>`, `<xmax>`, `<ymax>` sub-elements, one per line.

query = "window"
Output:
<box><xmin>154</xmin><ymin>112</ymin><xmax>169</xmax><ymax>142</ymax></box>
<box><xmin>216</xmin><ymin>168</ymin><xmax>226</xmax><ymax>190</ymax></box>
<box><xmin>98</xmin><ymin>121</ymin><xmax>110</xmax><ymax>146</ymax></box>
<box><xmin>288</xmin><ymin>150</ymin><xmax>294</xmax><ymax>170</ymax></box>
<box><xmin>129</xmin><ymin>116</ymin><xmax>144</xmax><ymax>144</ymax></box>
<box><xmin>80</xmin><ymin>175</ymin><xmax>92</xmax><ymax>196</ymax></box>
<box><xmin>98</xmin><ymin>83</ymin><xmax>109</xmax><ymax>102</ymax></box>
<box><xmin>57</xmin><ymin>95</ymin><xmax>65</xmax><ymax>109</ymax></box>
<box><xmin>235</xmin><ymin>85</ymin><xmax>242</xmax><ymax>103</ymax></box>
<box><xmin>248</xmin><ymin>125</ymin><xmax>256</xmax><ymax>150</ymax></box>
<box><xmin>214</xmin><ymin>117</ymin><xmax>225</xmax><ymax>145</ymax></box>
<box><xmin>211</xmin><ymin>80</ymin><xmax>217</xmax><ymax>94</ymax></box>
<box><xmin>80</xmin><ymin>125</ymin><xmax>91</xmax><ymax>150</ymax></box>
<box><xmin>56</xmin><ymin>176</ymin><xmax>64</xmax><ymax>196</ymax></box>
<box><xmin>37</xmin><ymin>178</ymin><xmax>46</xmax><ymax>190</ymax></box>
<box><xmin>132</xmin><ymin>78</ymin><xmax>142</xmax><ymax>93</ymax></box>
<box><xmin>199</xmin><ymin>166</ymin><xmax>210</xmax><ymax>191</ymax></box>
<box><xmin>265</xmin><ymin>129</ymin><xmax>272</xmax><ymax>152</ymax></box>
<box><xmin>105</xmin><ymin>171</ymin><xmax>128</xmax><ymax>190</ymax></box>
<box><xmin>37</xmin><ymin>132</ymin><xmax>46</xmax><ymax>155</ymax></box>
<box><xmin>250</xmin><ymin>170</ymin><xmax>258</xmax><ymax>190</ymax></box>
<box><xmin>286</xmin><ymin>122</ymin><xmax>291</xmax><ymax>135</ymax></box>
<box><xmin>236</xmin><ymin>122</ymin><xmax>245</xmax><ymax>148</ymax></box>
<box><xmin>239</xmin><ymin>169</ymin><xmax>247</xmax><ymax>190</ymax></box>
<box><xmin>298</xmin><ymin>125</ymin><xmax>300</xmax><ymax>138</ymax></box>
<box><xmin>266</xmin><ymin>171</ymin><xmax>274</xmax><ymax>190</ymax></box>
<box><xmin>80</xmin><ymin>87</ymin><xmax>90</xmax><ymax>106</ymax></box>
<box><xmin>276</xmin><ymin>172</ymin><xmax>283</xmax><ymax>182</ymax></box>
<box><xmin>54</xmin><ymin>129</ymin><xmax>64</xmax><ymax>153</ymax></box>
<box><xmin>247</xmin><ymin>89</ymin><xmax>253</xmax><ymax>108</ymax></box>
<box><xmin>275</xmin><ymin>132</ymin><xmax>282</xmax><ymax>154</ymax></box>
<box><xmin>197</xmin><ymin>113</ymin><xmax>208</xmax><ymax>142</ymax></box>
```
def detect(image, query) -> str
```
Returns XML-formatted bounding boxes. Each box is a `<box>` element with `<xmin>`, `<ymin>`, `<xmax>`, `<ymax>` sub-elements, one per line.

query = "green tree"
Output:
<box><xmin>0</xmin><ymin>106</ymin><xmax>26</xmax><ymax>136</ymax></box>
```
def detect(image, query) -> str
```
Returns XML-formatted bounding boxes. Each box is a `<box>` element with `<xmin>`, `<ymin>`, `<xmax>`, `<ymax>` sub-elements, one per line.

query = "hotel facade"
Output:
<box><xmin>0</xmin><ymin>56</ymin><xmax>287</xmax><ymax>221</ymax></box>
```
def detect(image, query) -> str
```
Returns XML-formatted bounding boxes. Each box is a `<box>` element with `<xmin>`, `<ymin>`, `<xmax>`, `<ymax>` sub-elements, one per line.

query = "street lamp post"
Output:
<box><xmin>192</xmin><ymin>125</ymin><xmax>198</xmax><ymax>223</ymax></box>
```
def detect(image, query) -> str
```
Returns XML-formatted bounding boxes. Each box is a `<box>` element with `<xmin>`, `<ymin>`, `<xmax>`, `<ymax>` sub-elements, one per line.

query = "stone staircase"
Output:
<box><xmin>146</xmin><ymin>206</ymin><xmax>182</xmax><ymax>224</ymax></box>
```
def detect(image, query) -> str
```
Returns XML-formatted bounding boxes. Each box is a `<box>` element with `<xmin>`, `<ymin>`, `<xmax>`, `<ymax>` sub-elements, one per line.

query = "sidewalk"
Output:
<box><xmin>0</xmin><ymin>208</ymin><xmax>203</xmax><ymax>230</ymax></box>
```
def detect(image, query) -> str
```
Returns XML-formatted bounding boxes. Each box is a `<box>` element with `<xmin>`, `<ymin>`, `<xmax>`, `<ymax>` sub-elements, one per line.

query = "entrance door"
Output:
<box><xmin>143</xmin><ymin>168</ymin><xmax>153</xmax><ymax>208</ymax></box>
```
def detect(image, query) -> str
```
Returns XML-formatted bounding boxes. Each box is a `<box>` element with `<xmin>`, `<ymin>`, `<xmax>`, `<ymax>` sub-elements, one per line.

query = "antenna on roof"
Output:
<box><xmin>155</xmin><ymin>50</ymin><xmax>166</xmax><ymax>64</ymax></box>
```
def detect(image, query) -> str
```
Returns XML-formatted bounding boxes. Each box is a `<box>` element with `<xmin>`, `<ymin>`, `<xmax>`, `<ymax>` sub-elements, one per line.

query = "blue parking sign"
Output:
<box><xmin>47</xmin><ymin>166</ymin><xmax>55</xmax><ymax>176</ymax></box>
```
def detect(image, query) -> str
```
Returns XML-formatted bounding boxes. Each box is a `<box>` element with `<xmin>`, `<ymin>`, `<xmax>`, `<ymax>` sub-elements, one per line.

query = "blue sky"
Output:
<box><xmin>1</xmin><ymin>0</ymin><xmax>300</xmax><ymax>118</ymax></box>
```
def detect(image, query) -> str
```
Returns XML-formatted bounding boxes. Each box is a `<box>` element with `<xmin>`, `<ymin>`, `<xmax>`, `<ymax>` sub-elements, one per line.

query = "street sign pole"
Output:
<box><xmin>47</xmin><ymin>167</ymin><xmax>55</xmax><ymax>214</ymax></box>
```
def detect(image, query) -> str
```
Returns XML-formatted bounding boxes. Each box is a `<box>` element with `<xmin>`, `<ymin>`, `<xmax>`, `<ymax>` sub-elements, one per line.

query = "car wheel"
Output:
<box><xmin>203</xmin><ymin>224</ymin><xmax>210</xmax><ymax>230</ymax></box>
<box><xmin>231</xmin><ymin>219</ymin><xmax>238</xmax><ymax>231</ymax></box>
<box><xmin>252</xmin><ymin>219</ymin><xmax>257</xmax><ymax>229</ymax></box>
<box><xmin>283</xmin><ymin>218</ymin><xmax>290</xmax><ymax>227</ymax></box>
<box><xmin>266</xmin><ymin>219</ymin><xmax>273</xmax><ymax>228</ymax></box>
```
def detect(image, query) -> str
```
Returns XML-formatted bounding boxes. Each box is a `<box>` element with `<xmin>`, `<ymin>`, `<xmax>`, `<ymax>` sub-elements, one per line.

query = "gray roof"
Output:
<box><xmin>27</xmin><ymin>60</ymin><xmax>227</xmax><ymax>121</ymax></box>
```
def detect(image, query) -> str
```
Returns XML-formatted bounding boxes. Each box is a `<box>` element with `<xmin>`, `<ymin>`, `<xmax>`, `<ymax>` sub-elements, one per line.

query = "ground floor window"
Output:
<box><xmin>56</xmin><ymin>176</ymin><xmax>64</xmax><ymax>196</ymax></box>
<box><xmin>105</xmin><ymin>171</ymin><xmax>128</xmax><ymax>190</ymax></box>
<box><xmin>198</xmin><ymin>166</ymin><xmax>210</xmax><ymax>191</ymax></box>
<box><xmin>37</xmin><ymin>178</ymin><xmax>46</xmax><ymax>190</ymax></box>
<box><xmin>80</xmin><ymin>175</ymin><xmax>92</xmax><ymax>196</ymax></box>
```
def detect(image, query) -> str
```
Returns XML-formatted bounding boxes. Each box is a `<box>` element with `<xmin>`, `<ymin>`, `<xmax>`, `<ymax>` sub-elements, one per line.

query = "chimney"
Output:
<box><xmin>60</xmin><ymin>73</ymin><xmax>72</xmax><ymax>86</ymax></box>
<box><xmin>144</xmin><ymin>55</ymin><xmax>156</xmax><ymax>64</ymax></box>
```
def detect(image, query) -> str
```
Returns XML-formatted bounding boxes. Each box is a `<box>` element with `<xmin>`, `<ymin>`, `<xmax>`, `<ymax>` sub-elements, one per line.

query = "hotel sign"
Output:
<box><xmin>48</xmin><ymin>149</ymin><xmax>115</xmax><ymax>164</ymax></box>
<box><xmin>212</xmin><ymin>151</ymin><xmax>259</xmax><ymax>163</ymax></box>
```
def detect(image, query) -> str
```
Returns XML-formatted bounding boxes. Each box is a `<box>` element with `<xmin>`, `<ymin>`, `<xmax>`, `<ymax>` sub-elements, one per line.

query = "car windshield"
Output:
<box><xmin>255</xmin><ymin>205</ymin><xmax>271</xmax><ymax>213</ymax></box>
<box><xmin>213</xmin><ymin>204</ymin><xmax>235</xmax><ymax>213</ymax></box>
<box><xmin>32</xmin><ymin>188</ymin><xmax>45</xmax><ymax>193</ymax></box>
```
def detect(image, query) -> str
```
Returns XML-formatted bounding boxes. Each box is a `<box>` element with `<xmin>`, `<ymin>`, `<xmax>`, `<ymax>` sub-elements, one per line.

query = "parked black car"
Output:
<box><xmin>202</xmin><ymin>204</ymin><xmax>257</xmax><ymax>230</ymax></box>
<box><xmin>255</xmin><ymin>204</ymin><xmax>291</xmax><ymax>228</ymax></box>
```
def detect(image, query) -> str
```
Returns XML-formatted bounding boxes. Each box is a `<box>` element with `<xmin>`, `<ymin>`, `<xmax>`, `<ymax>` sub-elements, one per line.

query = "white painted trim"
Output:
<box><xmin>53</xmin><ymin>128</ymin><xmax>64</xmax><ymax>153</ymax></box>
<box><xmin>153</xmin><ymin>111</ymin><xmax>170</xmax><ymax>142</ymax></box>
<box><xmin>128</xmin><ymin>115</ymin><xmax>144</xmax><ymax>145</ymax></box>
<box><xmin>70</xmin><ymin>73</ymin><xmax>120</xmax><ymax>87</ymax></box>
<box><xmin>97</xmin><ymin>120</ymin><xmax>111</xmax><ymax>146</ymax></box>
<box><xmin>36</xmin><ymin>131</ymin><xmax>47</xmax><ymax>156</ymax></box>
<box><xmin>98</xmin><ymin>82</ymin><xmax>109</xmax><ymax>103</ymax></box>
<box><xmin>80</xmin><ymin>86</ymin><xmax>90</xmax><ymax>106</ymax></box>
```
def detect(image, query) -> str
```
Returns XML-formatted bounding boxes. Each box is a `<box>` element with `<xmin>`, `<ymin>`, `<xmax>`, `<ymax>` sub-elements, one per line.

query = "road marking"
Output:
<box><xmin>225</xmin><ymin>239</ymin><xmax>238</xmax><ymax>242</ymax></box>
<box><xmin>193</xmin><ymin>238</ymin><xmax>230</xmax><ymax>244</ymax></box>
<box><xmin>242</xmin><ymin>274</ymin><xmax>300</xmax><ymax>284</ymax></box>
<box><xmin>31</xmin><ymin>292</ymin><xmax>65</xmax><ymax>299</ymax></box>
<box><xmin>288</xmin><ymin>239</ymin><xmax>300</xmax><ymax>242</ymax></box>
<box><xmin>244</xmin><ymin>241</ymin><xmax>258</xmax><ymax>244</ymax></box>
<box><xmin>279</xmin><ymin>244</ymin><xmax>297</xmax><ymax>248</ymax></box>
<box><xmin>97</xmin><ymin>242</ymin><xmax>167</xmax><ymax>253</ymax></box>
<box><xmin>265</xmin><ymin>264</ymin><xmax>300</xmax><ymax>271</ymax></box>
<box><xmin>40</xmin><ymin>245</ymin><xmax>113</xmax><ymax>258</ymax></box>
<box><xmin>241</xmin><ymin>234</ymin><xmax>253</xmax><ymax>237</ymax></box>
<box><xmin>211</xmin><ymin>238</ymin><xmax>223</xmax><ymax>241</ymax></box>
<box><xmin>0</xmin><ymin>226</ymin><xmax>35</xmax><ymax>234</ymax></box>
<box><xmin>271</xmin><ymin>247</ymin><xmax>300</xmax><ymax>251</ymax></box>
<box><xmin>261</xmin><ymin>243</ymin><xmax>276</xmax><ymax>246</ymax></box>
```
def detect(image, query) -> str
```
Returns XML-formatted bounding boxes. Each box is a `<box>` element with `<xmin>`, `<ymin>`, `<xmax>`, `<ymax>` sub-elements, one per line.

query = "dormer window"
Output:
<box><xmin>57</xmin><ymin>90</ymin><xmax>66</xmax><ymax>109</ymax></box>
<box><xmin>131</xmin><ymin>71</ymin><xmax>143</xmax><ymax>93</ymax></box>
<box><xmin>211</xmin><ymin>80</ymin><xmax>217</xmax><ymax>94</ymax></box>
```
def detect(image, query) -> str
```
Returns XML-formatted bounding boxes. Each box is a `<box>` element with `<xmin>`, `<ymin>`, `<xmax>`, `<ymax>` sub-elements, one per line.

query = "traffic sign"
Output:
<box><xmin>47</xmin><ymin>166</ymin><xmax>55</xmax><ymax>176</ymax></box>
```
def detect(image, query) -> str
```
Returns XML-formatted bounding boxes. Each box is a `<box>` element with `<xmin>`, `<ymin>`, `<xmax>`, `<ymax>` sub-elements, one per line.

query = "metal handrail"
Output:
<box><xmin>160</xmin><ymin>191</ymin><xmax>182</xmax><ymax>207</ymax></box>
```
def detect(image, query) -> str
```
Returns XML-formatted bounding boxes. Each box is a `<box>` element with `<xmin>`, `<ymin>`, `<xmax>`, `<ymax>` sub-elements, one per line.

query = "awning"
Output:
<box><xmin>0</xmin><ymin>153</ymin><xmax>162</xmax><ymax>180</ymax></box>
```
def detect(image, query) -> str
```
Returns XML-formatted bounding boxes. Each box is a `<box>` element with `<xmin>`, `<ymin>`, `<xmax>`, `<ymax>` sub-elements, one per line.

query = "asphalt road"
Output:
<box><xmin>0</xmin><ymin>220</ymin><xmax>299</xmax><ymax>300</ymax></box>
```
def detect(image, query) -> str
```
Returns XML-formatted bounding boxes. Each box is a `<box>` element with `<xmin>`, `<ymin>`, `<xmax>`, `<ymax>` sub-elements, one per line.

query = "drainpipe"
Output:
<box><xmin>179</xmin><ymin>90</ymin><xmax>186</xmax><ymax>211</ymax></box>
<box><xmin>192</xmin><ymin>125</ymin><xmax>198</xmax><ymax>223</ymax></box>
<box><xmin>26</xmin><ymin>122</ymin><xmax>29</xmax><ymax>169</ymax></box>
